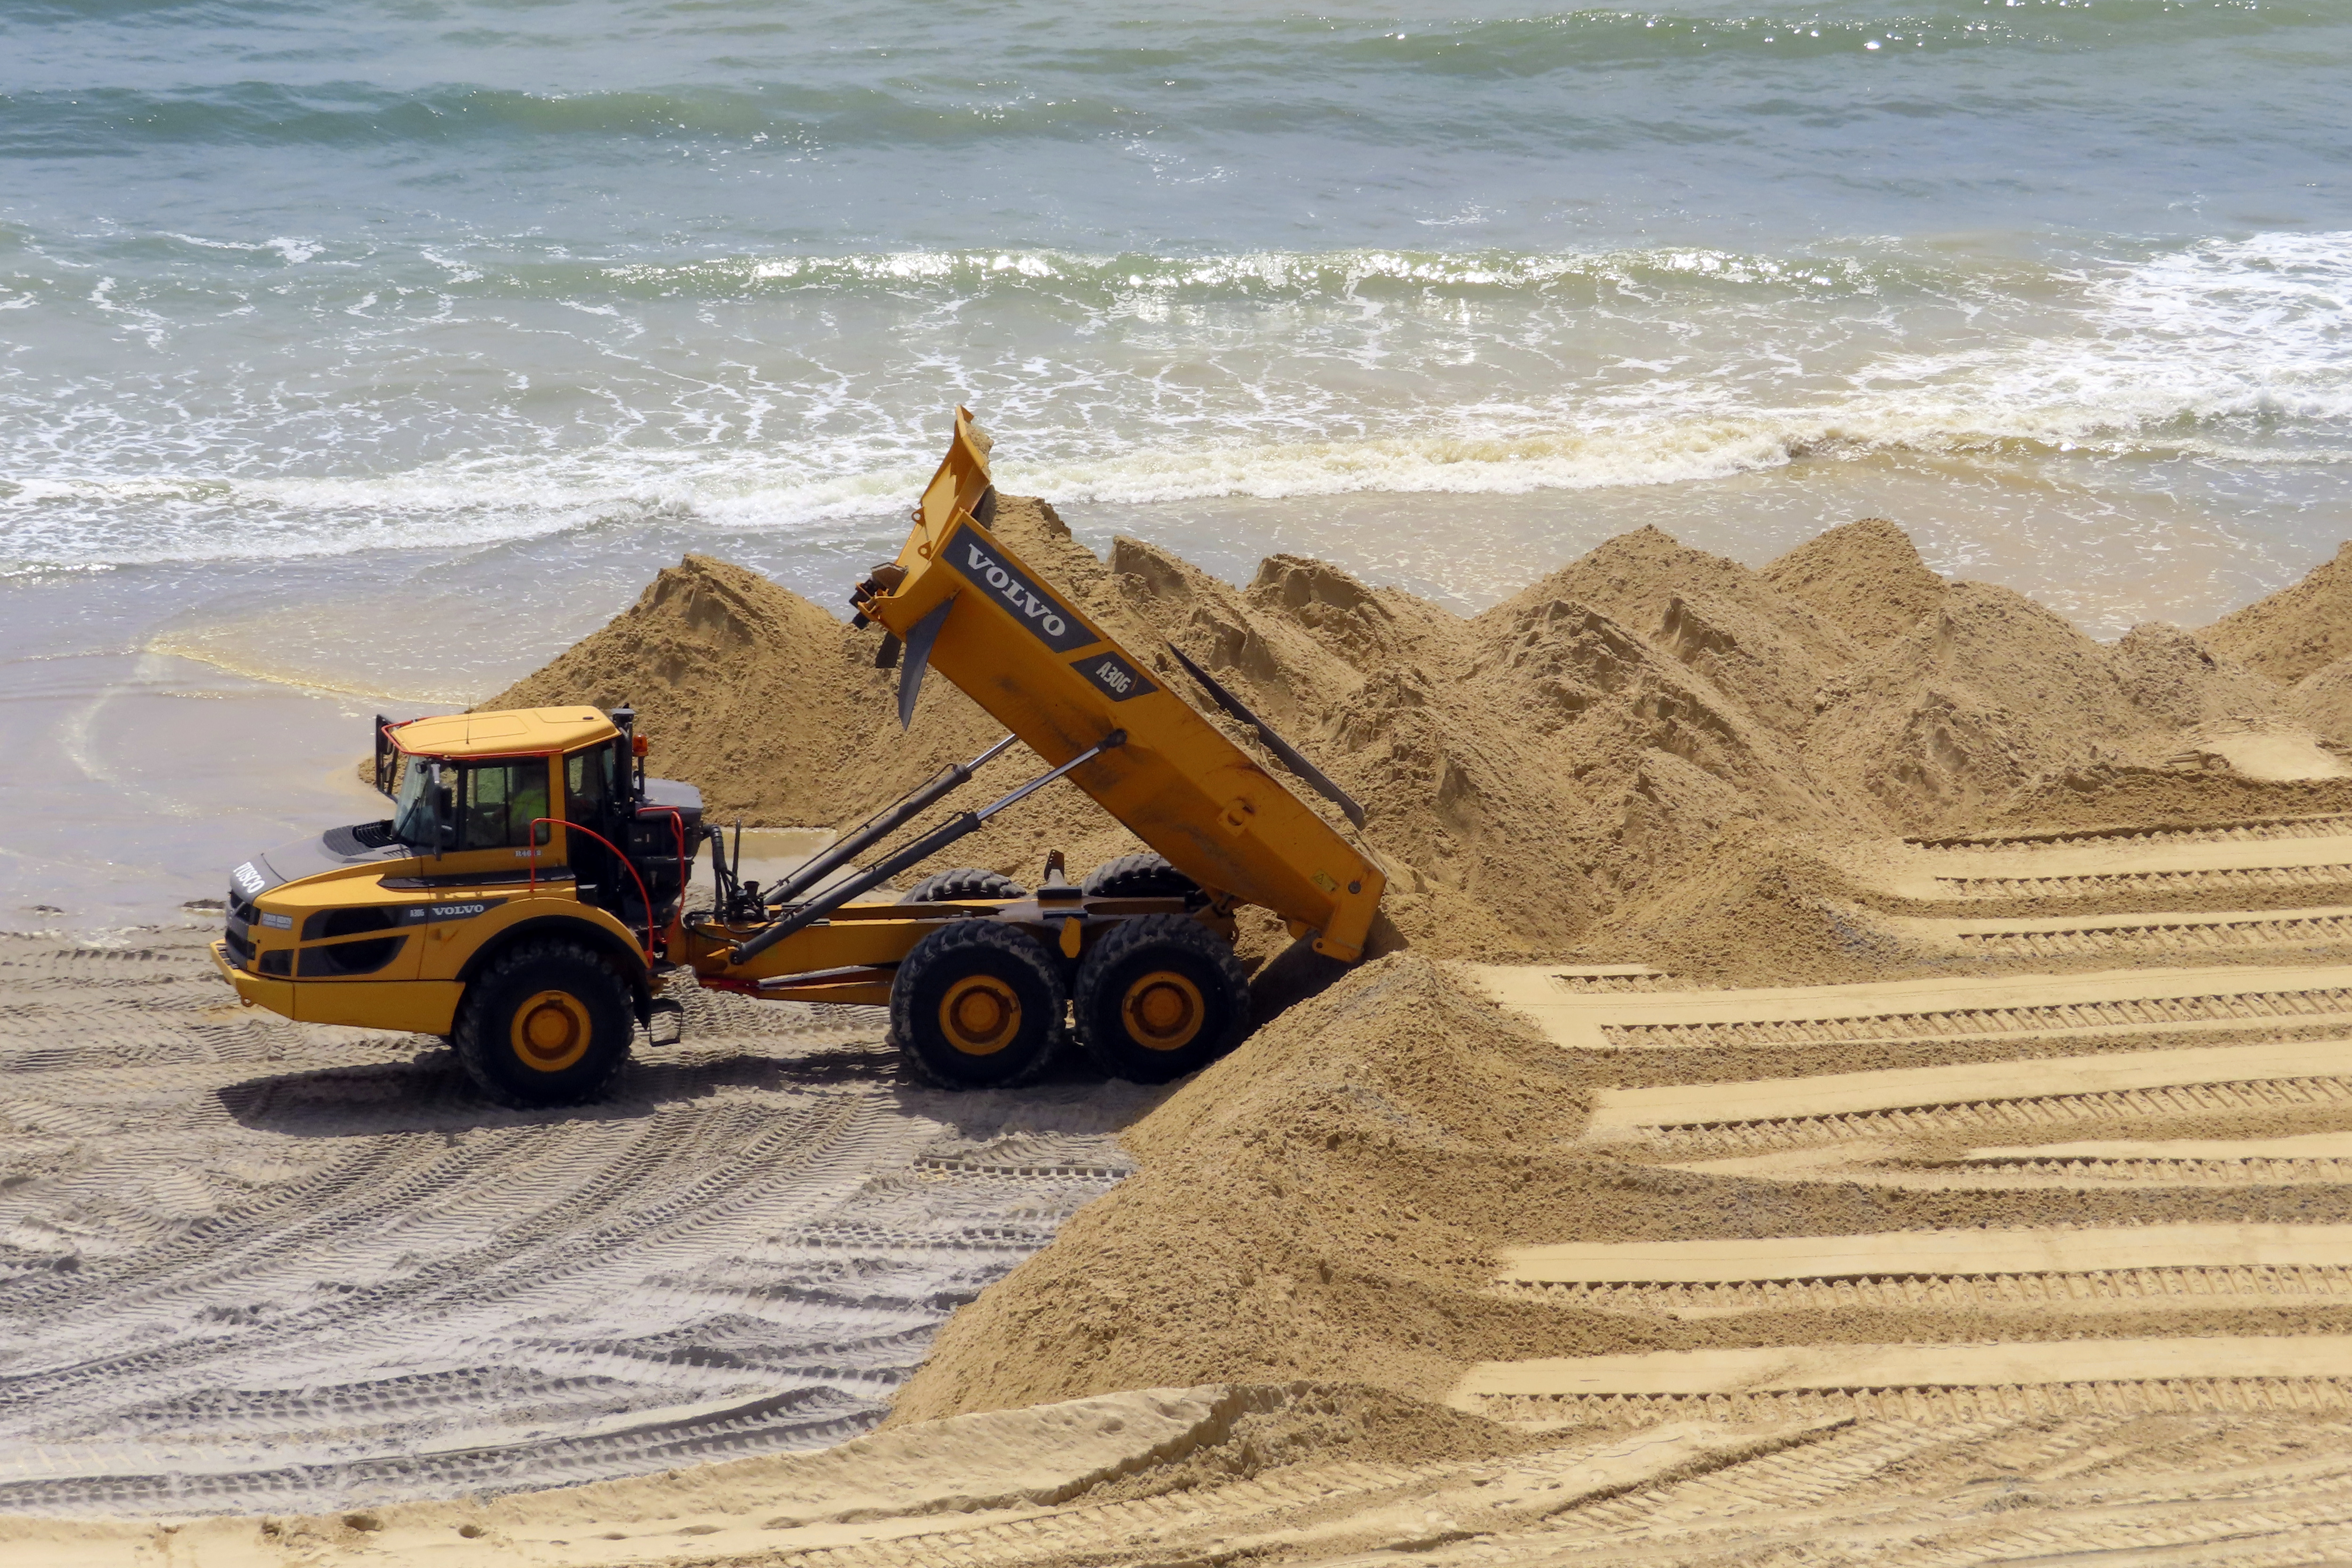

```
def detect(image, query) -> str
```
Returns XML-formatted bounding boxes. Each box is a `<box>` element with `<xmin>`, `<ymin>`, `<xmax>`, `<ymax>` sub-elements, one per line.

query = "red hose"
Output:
<box><xmin>529</xmin><ymin>818</ymin><xmax>660</xmax><ymax>957</ymax></box>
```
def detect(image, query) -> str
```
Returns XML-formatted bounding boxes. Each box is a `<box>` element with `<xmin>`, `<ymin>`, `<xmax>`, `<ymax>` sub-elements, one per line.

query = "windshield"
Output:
<box><xmin>389</xmin><ymin>756</ymin><xmax>441</xmax><ymax>849</ymax></box>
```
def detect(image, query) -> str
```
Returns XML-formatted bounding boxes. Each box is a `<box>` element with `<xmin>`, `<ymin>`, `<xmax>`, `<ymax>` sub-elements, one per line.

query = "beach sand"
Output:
<box><xmin>15</xmin><ymin>508</ymin><xmax>2352</xmax><ymax>1562</ymax></box>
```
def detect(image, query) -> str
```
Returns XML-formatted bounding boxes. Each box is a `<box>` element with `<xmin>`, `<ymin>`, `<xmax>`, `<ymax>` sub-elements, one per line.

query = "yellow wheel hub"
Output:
<box><xmin>939</xmin><ymin>975</ymin><xmax>1023</xmax><ymax>1056</ymax></box>
<box><xmin>1123</xmin><ymin>969</ymin><xmax>1205</xmax><ymax>1052</ymax></box>
<box><xmin>511</xmin><ymin>989</ymin><xmax>593</xmax><ymax>1073</ymax></box>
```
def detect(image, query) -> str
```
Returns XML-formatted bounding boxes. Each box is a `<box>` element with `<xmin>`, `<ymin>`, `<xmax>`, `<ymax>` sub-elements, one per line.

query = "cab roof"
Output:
<box><xmin>389</xmin><ymin>706</ymin><xmax>618</xmax><ymax>759</ymax></box>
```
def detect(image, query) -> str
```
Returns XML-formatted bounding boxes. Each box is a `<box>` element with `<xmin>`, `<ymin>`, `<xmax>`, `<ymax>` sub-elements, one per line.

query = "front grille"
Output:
<box><xmin>223</xmin><ymin>921</ymin><xmax>254</xmax><ymax>968</ymax></box>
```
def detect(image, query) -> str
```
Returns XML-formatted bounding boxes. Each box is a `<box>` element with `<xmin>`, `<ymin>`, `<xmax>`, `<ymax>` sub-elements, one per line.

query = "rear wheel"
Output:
<box><xmin>900</xmin><ymin>867</ymin><xmax>1026</xmax><ymax>903</ymax></box>
<box><xmin>891</xmin><ymin>921</ymin><xmax>1065</xmax><ymax>1089</ymax></box>
<box><xmin>453</xmin><ymin>938</ymin><xmax>635</xmax><ymax>1108</ymax></box>
<box><xmin>1072</xmin><ymin>914</ymin><xmax>1249</xmax><ymax>1084</ymax></box>
<box><xmin>1080</xmin><ymin>854</ymin><xmax>1198</xmax><ymax>900</ymax></box>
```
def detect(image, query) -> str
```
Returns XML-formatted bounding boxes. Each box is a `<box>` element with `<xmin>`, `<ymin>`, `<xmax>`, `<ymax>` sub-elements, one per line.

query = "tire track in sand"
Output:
<box><xmin>1464</xmin><ymin>833</ymin><xmax>2352</xmax><ymax>1443</ymax></box>
<box><xmin>0</xmin><ymin>926</ymin><xmax>1151</xmax><ymax>1516</ymax></box>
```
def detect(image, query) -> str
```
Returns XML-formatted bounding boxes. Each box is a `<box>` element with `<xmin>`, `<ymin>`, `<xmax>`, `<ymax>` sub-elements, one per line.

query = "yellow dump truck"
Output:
<box><xmin>213</xmin><ymin>410</ymin><xmax>1384</xmax><ymax>1105</ymax></box>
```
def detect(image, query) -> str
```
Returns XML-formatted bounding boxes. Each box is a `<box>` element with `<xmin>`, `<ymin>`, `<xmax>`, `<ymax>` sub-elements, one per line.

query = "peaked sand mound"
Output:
<box><xmin>2204</xmin><ymin>540</ymin><xmax>2352</xmax><ymax>683</ymax></box>
<box><xmin>2289</xmin><ymin>657</ymin><xmax>2352</xmax><ymax>747</ymax></box>
<box><xmin>1804</xmin><ymin>581</ymin><xmax>2155</xmax><ymax>831</ymax></box>
<box><xmin>1760</xmin><ymin>516</ymin><xmax>1948</xmax><ymax>652</ymax></box>
<box><xmin>2109</xmin><ymin>622</ymin><xmax>2282</xmax><ymax>730</ymax></box>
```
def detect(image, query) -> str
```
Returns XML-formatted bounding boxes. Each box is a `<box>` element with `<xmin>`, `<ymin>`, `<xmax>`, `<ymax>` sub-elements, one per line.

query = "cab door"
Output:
<box><xmin>560</xmin><ymin>740</ymin><xmax>625</xmax><ymax>911</ymax></box>
<box><xmin>451</xmin><ymin>756</ymin><xmax>556</xmax><ymax>866</ymax></box>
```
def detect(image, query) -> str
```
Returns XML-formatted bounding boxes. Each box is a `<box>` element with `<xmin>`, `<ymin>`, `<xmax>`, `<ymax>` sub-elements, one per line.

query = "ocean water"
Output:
<box><xmin>3</xmin><ymin>0</ymin><xmax>2351</xmax><ymax>917</ymax></box>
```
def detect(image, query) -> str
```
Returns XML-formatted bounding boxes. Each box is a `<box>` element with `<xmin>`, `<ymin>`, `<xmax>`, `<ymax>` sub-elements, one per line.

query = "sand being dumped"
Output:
<box><xmin>489</xmin><ymin>507</ymin><xmax>2352</xmax><ymax>973</ymax></box>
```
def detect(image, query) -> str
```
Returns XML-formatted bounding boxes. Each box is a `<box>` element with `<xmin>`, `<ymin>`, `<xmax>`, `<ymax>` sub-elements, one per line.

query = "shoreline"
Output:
<box><xmin>8</xmin><ymin>468</ymin><xmax>2347</xmax><ymax>929</ymax></box>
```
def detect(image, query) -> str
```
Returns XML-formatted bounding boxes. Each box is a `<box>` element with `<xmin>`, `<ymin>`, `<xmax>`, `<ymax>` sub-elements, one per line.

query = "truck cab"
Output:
<box><xmin>213</xmin><ymin>705</ymin><xmax>703</xmax><ymax>1106</ymax></box>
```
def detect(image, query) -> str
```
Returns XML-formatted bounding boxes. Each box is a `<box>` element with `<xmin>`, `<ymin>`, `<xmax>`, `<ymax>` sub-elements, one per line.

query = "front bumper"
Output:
<box><xmin>212</xmin><ymin>938</ymin><xmax>297</xmax><ymax>1018</ymax></box>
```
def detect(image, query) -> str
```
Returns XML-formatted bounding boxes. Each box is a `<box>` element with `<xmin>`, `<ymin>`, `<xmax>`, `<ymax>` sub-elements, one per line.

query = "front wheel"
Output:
<box><xmin>890</xmin><ymin>921</ymin><xmax>1066</xmax><ymax>1089</ymax></box>
<box><xmin>452</xmin><ymin>938</ymin><xmax>635</xmax><ymax>1108</ymax></box>
<box><xmin>1072</xmin><ymin>914</ymin><xmax>1250</xmax><ymax>1084</ymax></box>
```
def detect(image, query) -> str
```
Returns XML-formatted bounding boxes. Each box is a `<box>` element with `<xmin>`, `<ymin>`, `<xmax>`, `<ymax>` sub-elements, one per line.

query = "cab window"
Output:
<box><xmin>460</xmin><ymin>759</ymin><xmax>551</xmax><ymax>849</ymax></box>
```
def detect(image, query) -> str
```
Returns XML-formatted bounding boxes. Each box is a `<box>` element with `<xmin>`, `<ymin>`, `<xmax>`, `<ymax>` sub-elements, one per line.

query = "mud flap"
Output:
<box><xmin>897</xmin><ymin>595</ymin><xmax>956</xmax><ymax>730</ymax></box>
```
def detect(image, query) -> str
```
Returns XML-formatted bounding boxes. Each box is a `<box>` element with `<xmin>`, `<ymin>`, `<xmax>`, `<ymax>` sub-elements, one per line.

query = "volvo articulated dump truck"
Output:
<box><xmin>214</xmin><ymin>410</ymin><xmax>1384</xmax><ymax>1106</ymax></box>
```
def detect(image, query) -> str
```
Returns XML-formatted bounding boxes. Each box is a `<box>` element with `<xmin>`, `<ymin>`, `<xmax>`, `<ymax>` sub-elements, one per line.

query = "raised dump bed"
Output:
<box><xmin>849</xmin><ymin>409</ymin><xmax>1384</xmax><ymax>963</ymax></box>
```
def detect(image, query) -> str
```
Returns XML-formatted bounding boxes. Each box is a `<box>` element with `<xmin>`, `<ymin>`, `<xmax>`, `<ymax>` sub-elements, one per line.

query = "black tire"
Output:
<box><xmin>452</xmin><ymin>938</ymin><xmax>635</xmax><ymax>1108</ymax></box>
<box><xmin>1080</xmin><ymin>853</ymin><xmax>1199</xmax><ymax>900</ymax></box>
<box><xmin>900</xmin><ymin>867</ymin><xmax>1026</xmax><ymax>903</ymax></box>
<box><xmin>1072</xmin><ymin>914</ymin><xmax>1249</xmax><ymax>1084</ymax></box>
<box><xmin>890</xmin><ymin>921</ymin><xmax>1065</xmax><ymax>1089</ymax></box>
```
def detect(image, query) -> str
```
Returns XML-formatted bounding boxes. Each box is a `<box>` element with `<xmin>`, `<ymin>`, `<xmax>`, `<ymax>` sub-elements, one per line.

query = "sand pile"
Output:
<box><xmin>2195</xmin><ymin>538</ymin><xmax>2352</xmax><ymax>750</ymax></box>
<box><xmin>1802</xmin><ymin>580</ymin><xmax>2161</xmax><ymax>829</ymax></box>
<box><xmin>883</xmin><ymin>953</ymin><xmax>2352</xmax><ymax>1425</ymax></box>
<box><xmin>2205</xmin><ymin>539</ymin><xmax>2352</xmax><ymax>683</ymax></box>
<box><xmin>2290</xmin><ymin>663</ymin><xmax>2352</xmax><ymax>746</ymax></box>
<box><xmin>2108</xmin><ymin>621</ymin><xmax>2280</xmax><ymax>730</ymax></box>
<box><xmin>1573</xmin><ymin>829</ymin><xmax>1905</xmax><ymax>987</ymax></box>
<box><xmin>492</xmin><ymin>505</ymin><xmax>2352</xmax><ymax>961</ymax></box>
<box><xmin>1758</xmin><ymin>517</ymin><xmax>1947</xmax><ymax>651</ymax></box>
<box><xmin>885</xmin><ymin>957</ymin><xmax>1597</xmax><ymax>1420</ymax></box>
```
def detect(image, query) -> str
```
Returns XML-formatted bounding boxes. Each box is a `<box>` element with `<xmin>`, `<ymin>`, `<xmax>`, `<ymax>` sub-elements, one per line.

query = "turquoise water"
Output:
<box><xmin>5</xmin><ymin>0</ymin><xmax>2350</xmax><ymax>583</ymax></box>
<box><xmin>3</xmin><ymin>0</ymin><xmax>2350</xmax><ymax>917</ymax></box>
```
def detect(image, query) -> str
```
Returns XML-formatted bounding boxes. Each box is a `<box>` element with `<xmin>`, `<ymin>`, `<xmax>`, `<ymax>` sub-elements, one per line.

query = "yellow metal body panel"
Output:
<box><xmin>212</xmin><ymin>939</ymin><xmax>465</xmax><ymax>1033</ymax></box>
<box><xmin>213</xmin><ymin>939</ymin><xmax>290</xmax><ymax>1010</ymax></box>
<box><xmin>416</xmin><ymin>889</ymin><xmax>650</xmax><ymax>983</ymax></box>
<box><xmin>234</xmin><ymin>868</ymin><xmax>647</xmax><ymax>991</ymax></box>
<box><xmin>239</xmin><ymin>820</ymin><xmax>646</xmax><ymax>978</ymax></box>
<box><xmin>298</xmin><ymin>978</ymin><xmax>466</xmax><ymax>1032</ymax></box>
<box><xmin>860</xmin><ymin>410</ymin><xmax>1384</xmax><ymax>959</ymax></box>
<box><xmin>388</xmin><ymin>706</ymin><xmax>617</xmax><ymax>760</ymax></box>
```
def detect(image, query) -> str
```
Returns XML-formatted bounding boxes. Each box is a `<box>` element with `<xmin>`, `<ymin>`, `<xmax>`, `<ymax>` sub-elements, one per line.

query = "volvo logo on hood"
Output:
<box><xmin>942</xmin><ymin>526</ymin><xmax>1098</xmax><ymax>655</ymax></box>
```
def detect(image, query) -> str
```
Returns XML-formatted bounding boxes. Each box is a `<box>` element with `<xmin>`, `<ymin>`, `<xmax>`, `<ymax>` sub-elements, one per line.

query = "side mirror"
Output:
<box><xmin>372</xmin><ymin>714</ymin><xmax>399</xmax><ymax>798</ymax></box>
